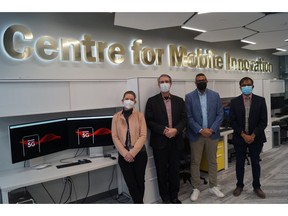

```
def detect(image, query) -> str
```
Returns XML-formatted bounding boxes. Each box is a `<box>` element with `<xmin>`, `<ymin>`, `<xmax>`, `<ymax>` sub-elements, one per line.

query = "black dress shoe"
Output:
<box><xmin>254</xmin><ymin>188</ymin><xmax>266</xmax><ymax>199</ymax></box>
<box><xmin>162</xmin><ymin>199</ymin><xmax>170</xmax><ymax>204</ymax></box>
<box><xmin>170</xmin><ymin>198</ymin><xmax>182</xmax><ymax>204</ymax></box>
<box><xmin>233</xmin><ymin>187</ymin><xmax>243</xmax><ymax>196</ymax></box>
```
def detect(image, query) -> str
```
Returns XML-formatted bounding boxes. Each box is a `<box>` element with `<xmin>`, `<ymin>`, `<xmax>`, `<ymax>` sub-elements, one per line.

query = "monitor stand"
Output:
<box><xmin>28</xmin><ymin>157</ymin><xmax>51</xmax><ymax>170</ymax></box>
<box><xmin>89</xmin><ymin>146</ymin><xmax>104</xmax><ymax>158</ymax></box>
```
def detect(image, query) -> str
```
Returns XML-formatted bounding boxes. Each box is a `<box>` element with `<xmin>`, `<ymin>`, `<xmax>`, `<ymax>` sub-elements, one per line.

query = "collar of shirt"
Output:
<box><xmin>197</xmin><ymin>89</ymin><xmax>207</xmax><ymax>96</ymax></box>
<box><xmin>163</xmin><ymin>95</ymin><xmax>170</xmax><ymax>100</ymax></box>
<box><xmin>242</xmin><ymin>94</ymin><xmax>252</xmax><ymax>100</ymax></box>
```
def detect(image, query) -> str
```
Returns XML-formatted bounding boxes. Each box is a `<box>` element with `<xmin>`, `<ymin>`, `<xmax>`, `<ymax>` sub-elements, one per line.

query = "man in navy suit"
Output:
<box><xmin>185</xmin><ymin>73</ymin><xmax>224</xmax><ymax>201</ymax></box>
<box><xmin>145</xmin><ymin>74</ymin><xmax>187</xmax><ymax>204</ymax></box>
<box><xmin>230</xmin><ymin>77</ymin><xmax>267</xmax><ymax>199</ymax></box>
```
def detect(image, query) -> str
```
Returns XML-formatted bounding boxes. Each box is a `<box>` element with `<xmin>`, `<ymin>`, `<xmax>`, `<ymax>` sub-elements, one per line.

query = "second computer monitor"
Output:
<box><xmin>67</xmin><ymin>116</ymin><xmax>114</xmax><ymax>149</ymax></box>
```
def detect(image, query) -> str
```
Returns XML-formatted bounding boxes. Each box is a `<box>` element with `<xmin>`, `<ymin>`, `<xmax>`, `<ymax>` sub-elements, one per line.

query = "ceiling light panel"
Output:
<box><xmin>114</xmin><ymin>12</ymin><xmax>194</xmax><ymax>30</ymax></box>
<box><xmin>194</xmin><ymin>27</ymin><xmax>256</xmax><ymax>42</ymax></box>
<box><xmin>183</xmin><ymin>12</ymin><xmax>265</xmax><ymax>31</ymax></box>
<box><xmin>246</xmin><ymin>13</ymin><xmax>288</xmax><ymax>32</ymax></box>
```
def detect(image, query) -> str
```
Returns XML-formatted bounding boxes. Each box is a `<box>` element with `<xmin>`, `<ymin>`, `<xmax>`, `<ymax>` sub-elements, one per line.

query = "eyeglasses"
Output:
<box><xmin>241</xmin><ymin>84</ymin><xmax>253</xmax><ymax>87</ymax></box>
<box><xmin>159</xmin><ymin>80</ymin><xmax>170</xmax><ymax>84</ymax></box>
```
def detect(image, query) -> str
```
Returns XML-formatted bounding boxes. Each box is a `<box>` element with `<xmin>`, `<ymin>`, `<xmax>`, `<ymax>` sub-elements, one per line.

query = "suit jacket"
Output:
<box><xmin>230</xmin><ymin>94</ymin><xmax>267</xmax><ymax>144</ymax></box>
<box><xmin>145</xmin><ymin>93</ymin><xmax>187</xmax><ymax>150</ymax></box>
<box><xmin>185</xmin><ymin>88</ymin><xmax>223</xmax><ymax>142</ymax></box>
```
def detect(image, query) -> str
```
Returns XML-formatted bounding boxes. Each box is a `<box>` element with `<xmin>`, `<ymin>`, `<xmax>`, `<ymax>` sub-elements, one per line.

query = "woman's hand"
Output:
<box><xmin>124</xmin><ymin>152</ymin><xmax>135</xmax><ymax>163</ymax></box>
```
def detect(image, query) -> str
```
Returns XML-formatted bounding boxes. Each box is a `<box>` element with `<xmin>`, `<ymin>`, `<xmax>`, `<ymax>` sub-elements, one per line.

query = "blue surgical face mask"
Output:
<box><xmin>241</xmin><ymin>86</ymin><xmax>253</xmax><ymax>95</ymax></box>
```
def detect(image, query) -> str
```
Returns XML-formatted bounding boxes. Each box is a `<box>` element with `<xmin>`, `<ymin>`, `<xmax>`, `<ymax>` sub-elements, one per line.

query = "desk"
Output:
<box><xmin>271</xmin><ymin>115</ymin><xmax>288</xmax><ymax>122</ymax></box>
<box><xmin>0</xmin><ymin>156</ymin><xmax>121</xmax><ymax>203</ymax></box>
<box><xmin>220</xmin><ymin>128</ymin><xmax>234</xmax><ymax>170</ymax></box>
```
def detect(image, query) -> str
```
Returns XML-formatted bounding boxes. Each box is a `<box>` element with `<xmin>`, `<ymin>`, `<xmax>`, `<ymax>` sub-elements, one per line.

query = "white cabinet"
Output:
<box><xmin>0</xmin><ymin>81</ymin><xmax>70</xmax><ymax>117</ymax></box>
<box><xmin>270</xmin><ymin>79</ymin><xmax>285</xmax><ymax>94</ymax></box>
<box><xmin>69</xmin><ymin>81</ymin><xmax>126</xmax><ymax>111</ymax></box>
<box><xmin>0</xmin><ymin>80</ymin><xmax>127</xmax><ymax>117</ymax></box>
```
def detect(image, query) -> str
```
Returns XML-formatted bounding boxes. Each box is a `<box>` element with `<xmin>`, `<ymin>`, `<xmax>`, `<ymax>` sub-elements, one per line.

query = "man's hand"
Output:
<box><xmin>200</xmin><ymin>128</ymin><xmax>213</xmax><ymax>137</ymax></box>
<box><xmin>241</xmin><ymin>132</ymin><xmax>255</xmax><ymax>144</ymax></box>
<box><xmin>164</xmin><ymin>127</ymin><xmax>178</xmax><ymax>138</ymax></box>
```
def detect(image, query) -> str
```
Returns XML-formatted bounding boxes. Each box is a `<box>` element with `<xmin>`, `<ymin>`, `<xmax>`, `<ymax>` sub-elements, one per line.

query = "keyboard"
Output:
<box><xmin>56</xmin><ymin>159</ymin><xmax>91</xmax><ymax>169</ymax></box>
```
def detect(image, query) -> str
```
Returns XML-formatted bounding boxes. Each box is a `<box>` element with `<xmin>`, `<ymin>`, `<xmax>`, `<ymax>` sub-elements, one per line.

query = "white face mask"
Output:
<box><xmin>160</xmin><ymin>83</ymin><xmax>171</xmax><ymax>93</ymax></box>
<box><xmin>123</xmin><ymin>99</ymin><xmax>135</xmax><ymax>109</ymax></box>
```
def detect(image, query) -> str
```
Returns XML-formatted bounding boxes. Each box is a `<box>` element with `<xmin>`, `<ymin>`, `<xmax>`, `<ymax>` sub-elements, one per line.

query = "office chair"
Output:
<box><xmin>179</xmin><ymin>137</ymin><xmax>208</xmax><ymax>185</ymax></box>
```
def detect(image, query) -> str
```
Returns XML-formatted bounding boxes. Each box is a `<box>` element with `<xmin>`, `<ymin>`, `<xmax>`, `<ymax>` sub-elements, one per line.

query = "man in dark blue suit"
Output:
<box><xmin>185</xmin><ymin>73</ymin><xmax>224</xmax><ymax>201</ymax></box>
<box><xmin>145</xmin><ymin>74</ymin><xmax>187</xmax><ymax>204</ymax></box>
<box><xmin>230</xmin><ymin>77</ymin><xmax>267</xmax><ymax>199</ymax></box>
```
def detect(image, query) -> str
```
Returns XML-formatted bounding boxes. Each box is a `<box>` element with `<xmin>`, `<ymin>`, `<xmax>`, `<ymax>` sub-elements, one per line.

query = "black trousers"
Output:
<box><xmin>153</xmin><ymin>140</ymin><xmax>181</xmax><ymax>202</ymax></box>
<box><xmin>233</xmin><ymin>141</ymin><xmax>263</xmax><ymax>189</ymax></box>
<box><xmin>118</xmin><ymin>150</ymin><xmax>148</xmax><ymax>203</ymax></box>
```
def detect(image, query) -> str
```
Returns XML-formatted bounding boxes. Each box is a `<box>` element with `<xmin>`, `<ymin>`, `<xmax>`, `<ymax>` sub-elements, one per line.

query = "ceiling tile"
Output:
<box><xmin>272</xmin><ymin>50</ymin><xmax>288</xmax><ymax>56</ymax></box>
<box><xmin>242</xmin><ymin>30</ymin><xmax>288</xmax><ymax>50</ymax></box>
<box><xmin>183</xmin><ymin>12</ymin><xmax>265</xmax><ymax>31</ymax></box>
<box><xmin>246</xmin><ymin>13</ymin><xmax>288</xmax><ymax>32</ymax></box>
<box><xmin>242</xmin><ymin>41</ymin><xmax>288</xmax><ymax>50</ymax></box>
<box><xmin>114</xmin><ymin>12</ymin><xmax>193</xmax><ymax>30</ymax></box>
<box><xmin>194</xmin><ymin>27</ymin><xmax>256</xmax><ymax>42</ymax></box>
<box><xmin>112</xmin><ymin>12</ymin><xmax>288</xmax><ymax>53</ymax></box>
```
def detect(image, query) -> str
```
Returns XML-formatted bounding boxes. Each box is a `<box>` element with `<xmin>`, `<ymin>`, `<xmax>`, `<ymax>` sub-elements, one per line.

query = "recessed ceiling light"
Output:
<box><xmin>181</xmin><ymin>26</ymin><xmax>206</xmax><ymax>32</ymax></box>
<box><xmin>276</xmin><ymin>48</ymin><xmax>287</xmax><ymax>52</ymax></box>
<box><xmin>241</xmin><ymin>40</ymin><xmax>256</xmax><ymax>45</ymax></box>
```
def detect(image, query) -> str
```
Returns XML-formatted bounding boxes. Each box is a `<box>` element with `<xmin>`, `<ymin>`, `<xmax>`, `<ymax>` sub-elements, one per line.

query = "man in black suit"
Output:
<box><xmin>230</xmin><ymin>77</ymin><xmax>267</xmax><ymax>199</ymax></box>
<box><xmin>145</xmin><ymin>74</ymin><xmax>187</xmax><ymax>204</ymax></box>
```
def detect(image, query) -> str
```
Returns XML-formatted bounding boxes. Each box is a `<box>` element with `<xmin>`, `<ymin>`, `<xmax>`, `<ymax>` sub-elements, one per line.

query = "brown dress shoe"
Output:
<box><xmin>254</xmin><ymin>188</ymin><xmax>266</xmax><ymax>199</ymax></box>
<box><xmin>233</xmin><ymin>187</ymin><xmax>243</xmax><ymax>196</ymax></box>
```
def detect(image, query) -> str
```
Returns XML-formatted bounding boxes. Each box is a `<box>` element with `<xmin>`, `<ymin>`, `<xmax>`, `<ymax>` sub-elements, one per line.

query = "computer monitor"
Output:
<box><xmin>271</xmin><ymin>96</ymin><xmax>285</xmax><ymax>110</ymax></box>
<box><xmin>9</xmin><ymin>118</ymin><xmax>68</xmax><ymax>164</ymax></box>
<box><xmin>222</xmin><ymin>106</ymin><xmax>231</xmax><ymax>128</ymax></box>
<box><xmin>67</xmin><ymin>116</ymin><xmax>114</xmax><ymax>156</ymax></box>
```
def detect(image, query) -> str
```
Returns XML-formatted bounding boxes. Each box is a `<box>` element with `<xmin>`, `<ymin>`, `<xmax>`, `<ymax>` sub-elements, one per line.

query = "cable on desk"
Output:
<box><xmin>59</xmin><ymin>178</ymin><xmax>68</xmax><ymax>203</ymax></box>
<box><xmin>108</xmin><ymin>165</ymin><xmax>116</xmax><ymax>198</ymax></box>
<box><xmin>80</xmin><ymin>171</ymin><xmax>91</xmax><ymax>203</ymax></box>
<box><xmin>59</xmin><ymin>176</ymin><xmax>73</xmax><ymax>204</ymax></box>
<box><xmin>108</xmin><ymin>165</ymin><xmax>131</xmax><ymax>203</ymax></box>
<box><xmin>74</xmin><ymin>148</ymin><xmax>86</xmax><ymax>157</ymax></box>
<box><xmin>24</xmin><ymin>160</ymin><xmax>28</xmax><ymax>168</ymax></box>
<box><xmin>58</xmin><ymin>148</ymin><xmax>87</xmax><ymax>164</ymax></box>
<box><xmin>70</xmin><ymin>177</ymin><xmax>78</xmax><ymax>203</ymax></box>
<box><xmin>41</xmin><ymin>182</ymin><xmax>56</xmax><ymax>204</ymax></box>
<box><xmin>64</xmin><ymin>178</ymin><xmax>73</xmax><ymax>204</ymax></box>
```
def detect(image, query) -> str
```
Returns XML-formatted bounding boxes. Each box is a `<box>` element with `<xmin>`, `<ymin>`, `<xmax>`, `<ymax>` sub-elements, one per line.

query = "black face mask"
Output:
<box><xmin>196</xmin><ymin>82</ymin><xmax>207</xmax><ymax>91</ymax></box>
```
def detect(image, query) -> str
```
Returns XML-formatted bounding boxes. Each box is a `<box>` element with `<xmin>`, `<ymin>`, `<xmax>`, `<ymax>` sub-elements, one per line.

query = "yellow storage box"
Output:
<box><xmin>200</xmin><ymin>140</ymin><xmax>225</xmax><ymax>172</ymax></box>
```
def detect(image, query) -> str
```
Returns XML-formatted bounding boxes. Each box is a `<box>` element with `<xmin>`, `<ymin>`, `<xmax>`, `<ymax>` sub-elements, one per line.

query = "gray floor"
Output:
<box><xmin>96</xmin><ymin>143</ymin><xmax>288</xmax><ymax>204</ymax></box>
<box><xmin>179</xmin><ymin>143</ymin><xmax>288</xmax><ymax>204</ymax></box>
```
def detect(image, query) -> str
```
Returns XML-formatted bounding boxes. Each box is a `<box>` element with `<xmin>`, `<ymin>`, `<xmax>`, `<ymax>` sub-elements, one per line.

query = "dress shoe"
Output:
<box><xmin>233</xmin><ymin>187</ymin><xmax>243</xmax><ymax>196</ymax></box>
<box><xmin>162</xmin><ymin>199</ymin><xmax>170</xmax><ymax>204</ymax></box>
<box><xmin>170</xmin><ymin>198</ymin><xmax>182</xmax><ymax>204</ymax></box>
<box><xmin>254</xmin><ymin>188</ymin><xmax>266</xmax><ymax>199</ymax></box>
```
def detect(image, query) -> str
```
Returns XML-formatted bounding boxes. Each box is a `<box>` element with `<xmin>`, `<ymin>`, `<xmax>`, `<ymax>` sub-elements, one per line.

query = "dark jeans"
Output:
<box><xmin>153</xmin><ymin>140</ymin><xmax>181</xmax><ymax>202</ymax></box>
<box><xmin>233</xmin><ymin>141</ymin><xmax>263</xmax><ymax>189</ymax></box>
<box><xmin>118</xmin><ymin>150</ymin><xmax>148</xmax><ymax>203</ymax></box>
